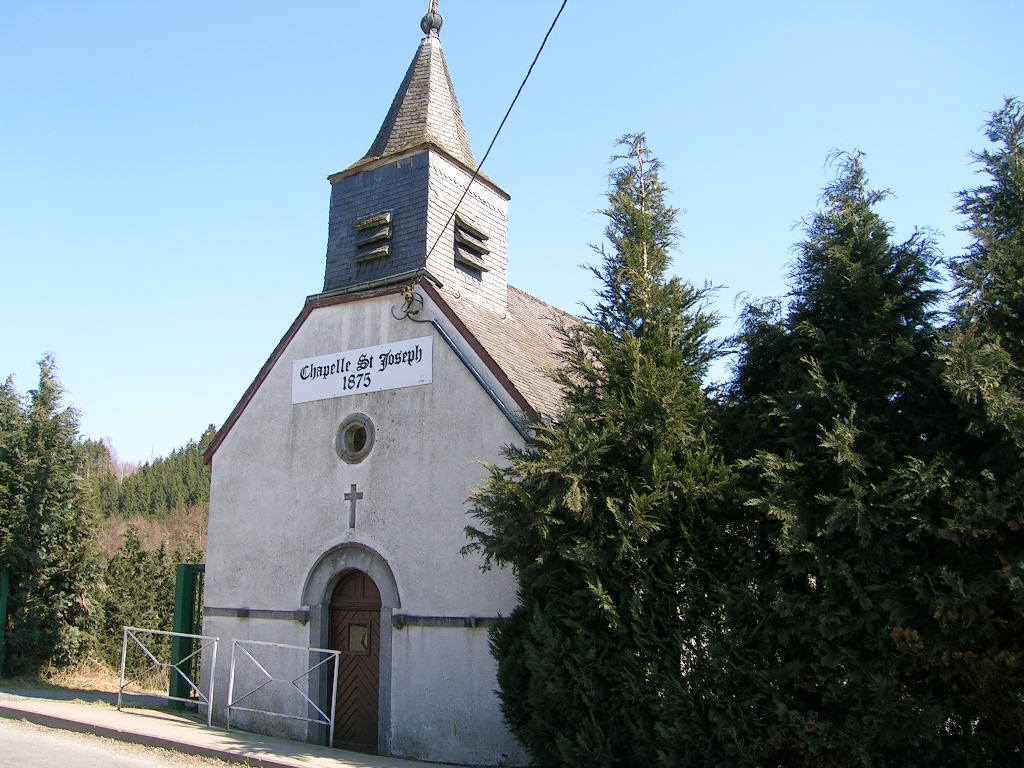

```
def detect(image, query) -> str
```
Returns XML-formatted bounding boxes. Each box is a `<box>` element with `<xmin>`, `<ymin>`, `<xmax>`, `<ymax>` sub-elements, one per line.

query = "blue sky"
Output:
<box><xmin>2</xmin><ymin>1</ymin><xmax>1022</xmax><ymax>464</ymax></box>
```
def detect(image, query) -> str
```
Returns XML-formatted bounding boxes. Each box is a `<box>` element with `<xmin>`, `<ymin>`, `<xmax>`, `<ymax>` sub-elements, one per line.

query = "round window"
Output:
<box><xmin>337</xmin><ymin>413</ymin><xmax>375</xmax><ymax>464</ymax></box>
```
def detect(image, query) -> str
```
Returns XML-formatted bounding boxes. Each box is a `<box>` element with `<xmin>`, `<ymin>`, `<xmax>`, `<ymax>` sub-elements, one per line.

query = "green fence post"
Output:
<box><xmin>169</xmin><ymin>563</ymin><xmax>205</xmax><ymax>707</ymax></box>
<box><xmin>0</xmin><ymin>567</ymin><xmax>8</xmax><ymax>677</ymax></box>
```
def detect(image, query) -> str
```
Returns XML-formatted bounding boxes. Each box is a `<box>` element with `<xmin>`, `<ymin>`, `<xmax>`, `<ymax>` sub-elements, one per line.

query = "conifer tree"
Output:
<box><xmin>724</xmin><ymin>154</ymin><xmax>947</xmax><ymax>765</ymax></box>
<box><xmin>467</xmin><ymin>135</ymin><xmax>735</xmax><ymax>768</ymax></box>
<box><xmin>78</xmin><ymin>438</ymin><xmax>118</xmax><ymax>523</ymax></box>
<box><xmin>947</xmin><ymin>97</ymin><xmax>1024</xmax><ymax>441</ymax></box>
<box><xmin>921</xmin><ymin>97</ymin><xmax>1024</xmax><ymax>762</ymax></box>
<box><xmin>0</xmin><ymin>356</ymin><xmax>102</xmax><ymax>674</ymax></box>
<box><xmin>97</xmin><ymin>525</ymin><xmax>178</xmax><ymax>672</ymax></box>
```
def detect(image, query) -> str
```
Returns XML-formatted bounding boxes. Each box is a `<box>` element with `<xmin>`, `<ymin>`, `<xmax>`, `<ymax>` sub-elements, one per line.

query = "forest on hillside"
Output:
<box><xmin>80</xmin><ymin>428</ymin><xmax>215</xmax><ymax>555</ymax></box>
<box><xmin>0</xmin><ymin>382</ymin><xmax>212</xmax><ymax>676</ymax></box>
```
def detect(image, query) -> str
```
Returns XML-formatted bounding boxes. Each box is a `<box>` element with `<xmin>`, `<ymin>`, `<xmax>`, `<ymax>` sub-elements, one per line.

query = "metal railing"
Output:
<box><xmin>226</xmin><ymin>639</ymin><xmax>341</xmax><ymax>744</ymax></box>
<box><xmin>118</xmin><ymin>626</ymin><xmax>219</xmax><ymax>727</ymax></box>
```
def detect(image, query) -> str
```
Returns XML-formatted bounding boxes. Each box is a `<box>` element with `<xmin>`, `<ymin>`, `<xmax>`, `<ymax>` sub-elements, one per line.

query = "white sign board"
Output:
<box><xmin>292</xmin><ymin>336</ymin><xmax>432</xmax><ymax>404</ymax></box>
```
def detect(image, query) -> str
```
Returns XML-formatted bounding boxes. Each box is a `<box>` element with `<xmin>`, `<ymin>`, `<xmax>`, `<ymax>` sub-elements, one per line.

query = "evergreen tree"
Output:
<box><xmin>77</xmin><ymin>438</ymin><xmax>115</xmax><ymax>482</ymax></box>
<box><xmin>724</xmin><ymin>154</ymin><xmax>948</xmax><ymax>765</ymax></box>
<box><xmin>78</xmin><ymin>438</ymin><xmax>118</xmax><ymax>522</ymax></box>
<box><xmin>0</xmin><ymin>377</ymin><xmax>28</xmax><ymax>594</ymax></box>
<box><xmin>97</xmin><ymin>525</ymin><xmax>176</xmax><ymax>673</ymax></box>
<box><xmin>0</xmin><ymin>356</ymin><xmax>102</xmax><ymax>674</ymax></box>
<box><xmin>467</xmin><ymin>135</ymin><xmax>736</xmax><ymax>767</ymax></box>
<box><xmin>947</xmin><ymin>97</ymin><xmax>1024</xmax><ymax>440</ymax></box>
<box><xmin>920</xmin><ymin>97</ymin><xmax>1024</xmax><ymax>762</ymax></box>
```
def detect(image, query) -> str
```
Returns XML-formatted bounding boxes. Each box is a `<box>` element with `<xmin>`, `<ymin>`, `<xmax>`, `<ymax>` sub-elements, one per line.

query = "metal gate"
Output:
<box><xmin>226</xmin><ymin>639</ymin><xmax>341</xmax><ymax>744</ymax></box>
<box><xmin>118</xmin><ymin>626</ymin><xmax>219</xmax><ymax>726</ymax></box>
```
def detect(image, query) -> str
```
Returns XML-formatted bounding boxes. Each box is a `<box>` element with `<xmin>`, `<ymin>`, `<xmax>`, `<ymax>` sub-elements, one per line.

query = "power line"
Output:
<box><xmin>425</xmin><ymin>0</ymin><xmax>569</xmax><ymax>263</ymax></box>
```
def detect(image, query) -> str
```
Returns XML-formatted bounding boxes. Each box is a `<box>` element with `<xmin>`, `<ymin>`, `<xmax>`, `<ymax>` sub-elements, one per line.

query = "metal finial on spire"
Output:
<box><xmin>421</xmin><ymin>0</ymin><xmax>442</xmax><ymax>36</ymax></box>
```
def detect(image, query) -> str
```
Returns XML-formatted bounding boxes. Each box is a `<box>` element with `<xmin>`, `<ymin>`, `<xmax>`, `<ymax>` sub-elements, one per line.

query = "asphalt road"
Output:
<box><xmin>0</xmin><ymin>718</ymin><xmax>230</xmax><ymax>768</ymax></box>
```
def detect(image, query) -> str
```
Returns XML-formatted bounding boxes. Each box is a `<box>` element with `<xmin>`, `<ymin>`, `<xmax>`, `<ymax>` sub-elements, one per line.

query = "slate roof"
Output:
<box><xmin>360</xmin><ymin>28</ymin><xmax>475</xmax><ymax>169</ymax></box>
<box><xmin>438</xmin><ymin>283</ymin><xmax>575</xmax><ymax>420</ymax></box>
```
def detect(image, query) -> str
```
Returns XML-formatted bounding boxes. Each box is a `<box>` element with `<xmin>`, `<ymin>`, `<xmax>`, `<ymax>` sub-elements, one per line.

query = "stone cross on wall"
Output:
<box><xmin>344</xmin><ymin>484</ymin><xmax>364</xmax><ymax>528</ymax></box>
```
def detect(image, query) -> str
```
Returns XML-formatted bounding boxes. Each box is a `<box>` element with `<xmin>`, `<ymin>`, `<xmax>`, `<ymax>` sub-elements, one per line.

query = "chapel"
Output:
<box><xmin>200</xmin><ymin>5</ymin><xmax>567</xmax><ymax>765</ymax></box>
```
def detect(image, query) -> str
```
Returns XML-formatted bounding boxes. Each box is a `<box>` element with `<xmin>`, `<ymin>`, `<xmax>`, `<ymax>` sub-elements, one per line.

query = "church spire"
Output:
<box><xmin>360</xmin><ymin>1</ymin><xmax>475</xmax><ymax>169</ymax></box>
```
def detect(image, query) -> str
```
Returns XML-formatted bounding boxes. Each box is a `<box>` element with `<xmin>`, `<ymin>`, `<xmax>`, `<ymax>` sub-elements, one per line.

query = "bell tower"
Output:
<box><xmin>321</xmin><ymin>3</ymin><xmax>510</xmax><ymax>314</ymax></box>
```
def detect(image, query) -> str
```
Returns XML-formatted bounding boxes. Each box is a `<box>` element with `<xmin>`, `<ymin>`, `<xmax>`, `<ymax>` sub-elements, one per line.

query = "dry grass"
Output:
<box><xmin>1</xmin><ymin>658</ymin><xmax>167</xmax><ymax>696</ymax></box>
<box><xmin>0</xmin><ymin>658</ymin><xmax>123</xmax><ymax>693</ymax></box>
<box><xmin>118</xmin><ymin>667</ymin><xmax>172</xmax><ymax>695</ymax></box>
<box><xmin>49</xmin><ymin>658</ymin><xmax>123</xmax><ymax>692</ymax></box>
<box><xmin>96</xmin><ymin>506</ymin><xmax>208</xmax><ymax>558</ymax></box>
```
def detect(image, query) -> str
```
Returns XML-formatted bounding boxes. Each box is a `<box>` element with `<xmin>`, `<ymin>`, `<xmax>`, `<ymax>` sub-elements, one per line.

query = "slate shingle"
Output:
<box><xmin>361</xmin><ymin>33</ymin><xmax>475</xmax><ymax>170</ymax></box>
<box><xmin>444</xmin><ymin>284</ymin><xmax>575</xmax><ymax>419</ymax></box>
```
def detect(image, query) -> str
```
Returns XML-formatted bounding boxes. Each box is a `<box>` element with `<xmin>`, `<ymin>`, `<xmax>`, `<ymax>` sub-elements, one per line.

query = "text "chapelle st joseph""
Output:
<box><xmin>298</xmin><ymin>343</ymin><xmax>426</xmax><ymax>382</ymax></box>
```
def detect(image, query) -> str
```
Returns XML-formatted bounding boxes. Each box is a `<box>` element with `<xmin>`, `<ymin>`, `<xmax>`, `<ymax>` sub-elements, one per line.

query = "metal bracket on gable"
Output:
<box><xmin>392</xmin><ymin>282</ymin><xmax>426</xmax><ymax>321</ymax></box>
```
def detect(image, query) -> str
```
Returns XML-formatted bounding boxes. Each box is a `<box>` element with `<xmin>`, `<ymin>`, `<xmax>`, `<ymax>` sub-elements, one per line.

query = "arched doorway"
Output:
<box><xmin>302</xmin><ymin>543</ymin><xmax>398</xmax><ymax>752</ymax></box>
<box><xmin>329</xmin><ymin>570</ymin><xmax>381</xmax><ymax>753</ymax></box>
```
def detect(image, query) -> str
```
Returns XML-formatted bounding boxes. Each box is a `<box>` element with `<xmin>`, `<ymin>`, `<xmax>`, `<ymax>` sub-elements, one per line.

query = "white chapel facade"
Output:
<box><xmin>201</xmin><ymin>7</ymin><xmax>566</xmax><ymax>765</ymax></box>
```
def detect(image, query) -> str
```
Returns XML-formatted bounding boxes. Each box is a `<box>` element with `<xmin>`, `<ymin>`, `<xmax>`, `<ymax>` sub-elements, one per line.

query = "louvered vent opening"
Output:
<box><xmin>454</xmin><ymin>214</ymin><xmax>490</xmax><ymax>276</ymax></box>
<box><xmin>353</xmin><ymin>211</ymin><xmax>393</xmax><ymax>263</ymax></box>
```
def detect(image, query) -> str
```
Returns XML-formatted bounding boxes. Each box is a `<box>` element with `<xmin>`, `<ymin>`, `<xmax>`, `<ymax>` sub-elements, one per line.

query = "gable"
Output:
<box><xmin>204</xmin><ymin>279</ymin><xmax>569</xmax><ymax>462</ymax></box>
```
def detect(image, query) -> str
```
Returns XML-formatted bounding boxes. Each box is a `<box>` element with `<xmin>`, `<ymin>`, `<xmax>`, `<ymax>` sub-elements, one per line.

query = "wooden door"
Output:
<box><xmin>329</xmin><ymin>571</ymin><xmax>381</xmax><ymax>753</ymax></box>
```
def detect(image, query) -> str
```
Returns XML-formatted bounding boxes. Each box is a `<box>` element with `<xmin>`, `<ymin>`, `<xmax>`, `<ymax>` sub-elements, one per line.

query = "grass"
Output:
<box><xmin>51</xmin><ymin>658</ymin><xmax>123</xmax><ymax>692</ymax></box>
<box><xmin>1</xmin><ymin>657</ymin><xmax>169</xmax><ymax>696</ymax></box>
